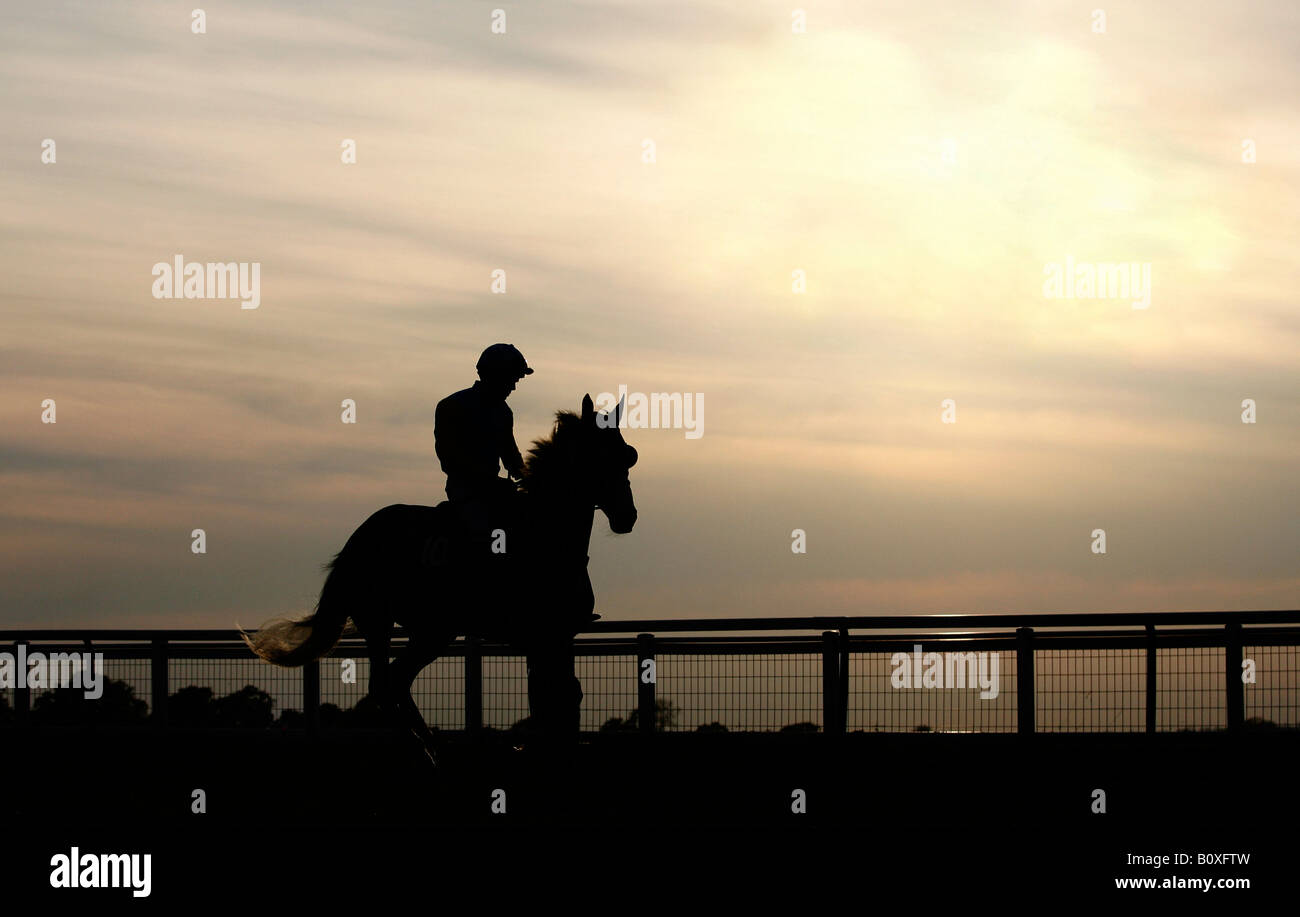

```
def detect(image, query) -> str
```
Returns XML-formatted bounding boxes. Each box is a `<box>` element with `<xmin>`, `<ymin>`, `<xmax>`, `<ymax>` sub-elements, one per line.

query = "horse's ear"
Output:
<box><xmin>581</xmin><ymin>394</ymin><xmax>595</xmax><ymax>424</ymax></box>
<box><xmin>613</xmin><ymin>395</ymin><xmax>625</xmax><ymax>426</ymax></box>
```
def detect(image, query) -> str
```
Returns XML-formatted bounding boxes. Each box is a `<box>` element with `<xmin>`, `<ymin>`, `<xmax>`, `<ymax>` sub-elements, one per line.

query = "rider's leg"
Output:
<box><xmin>451</xmin><ymin>492</ymin><xmax>514</xmax><ymax>579</ymax></box>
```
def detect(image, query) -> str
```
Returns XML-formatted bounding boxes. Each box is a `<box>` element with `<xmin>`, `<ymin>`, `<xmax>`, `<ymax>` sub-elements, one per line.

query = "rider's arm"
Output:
<box><xmin>434</xmin><ymin>395</ymin><xmax>468</xmax><ymax>476</ymax></box>
<box><xmin>503</xmin><ymin>443</ymin><xmax>525</xmax><ymax>480</ymax></box>
<box><xmin>499</xmin><ymin>403</ymin><xmax>526</xmax><ymax>480</ymax></box>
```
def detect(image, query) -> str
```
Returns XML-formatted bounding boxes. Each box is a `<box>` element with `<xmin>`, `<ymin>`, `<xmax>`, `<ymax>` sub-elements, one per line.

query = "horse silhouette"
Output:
<box><xmin>241</xmin><ymin>394</ymin><xmax>638</xmax><ymax>762</ymax></box>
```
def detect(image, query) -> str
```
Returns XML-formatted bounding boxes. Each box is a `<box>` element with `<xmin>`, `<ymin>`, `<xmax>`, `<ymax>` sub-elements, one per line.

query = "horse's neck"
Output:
<box><xmin>525</xmin><ymin>490</ymin><xmax>593</xmax><ymax>562</ymax></box>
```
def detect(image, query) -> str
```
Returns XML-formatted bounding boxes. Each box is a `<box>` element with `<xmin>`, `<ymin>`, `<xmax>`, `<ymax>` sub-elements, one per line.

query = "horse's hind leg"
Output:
<box><xmin>389</xmin><ymin>630</ymin><xmax>450</xmax><ymax>763</ymax></box>
<box><xmin>362</xmin><ymin>625</ymin><xmax>394</xmax><ymax>723</ymax></box>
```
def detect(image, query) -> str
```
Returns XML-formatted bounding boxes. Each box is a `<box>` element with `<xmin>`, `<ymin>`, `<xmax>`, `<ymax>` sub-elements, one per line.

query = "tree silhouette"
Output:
<box><xmin>213</xmin><ymin>685</ymin><xmax>275</xmax><ymax>728</ymax></box>
<box><xmin>780</xmin><ymin>722</ymin><xmax>819</xmax><ymax>734</ymax></box>
<box><xmin>166</xmin><ymin>684</ymin><xmax>276</xmax><ymax>728</ymax></box>
<box><xmin>278</xmin><ymin>708</ymin><xmax>307</xmax><ymax>728</ymax></box>
<box><xmin>31</xmin><ymin>678</ymin><xmax>147</xmax><ymax>725</ymax></box>
<box><xmin>169</xmin><ymin>685</ymin><xmax>217</xmax><ymax>726</ymax></box>
<box><xmin>601</xmin><ymin>699</ymin><xmax>679</xmax><ymax>732</ymax></box>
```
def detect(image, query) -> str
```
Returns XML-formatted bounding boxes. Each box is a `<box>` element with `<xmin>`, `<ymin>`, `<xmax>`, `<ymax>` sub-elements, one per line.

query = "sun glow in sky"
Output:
<box><xmin>1</xmin><ymin>0</ymin><xmax>1297</xmax><ymax>625</ymax></box>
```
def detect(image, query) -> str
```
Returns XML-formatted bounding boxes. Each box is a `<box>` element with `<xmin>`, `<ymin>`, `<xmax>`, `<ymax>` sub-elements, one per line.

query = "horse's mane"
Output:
<box><xmin>521</xmin><ymin>410</ymin><xmax>581</xmax><ymax>491</ymax></box>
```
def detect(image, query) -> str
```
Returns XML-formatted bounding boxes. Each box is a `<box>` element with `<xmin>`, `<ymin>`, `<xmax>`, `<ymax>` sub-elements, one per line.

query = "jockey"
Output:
<box><xmin>434</xmin><ymin>344</ymin><xmax>533</xmax><ymax>548</ymax></box>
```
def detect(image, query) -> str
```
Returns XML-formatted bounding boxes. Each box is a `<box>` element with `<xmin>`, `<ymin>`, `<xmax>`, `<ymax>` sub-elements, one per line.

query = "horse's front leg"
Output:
<box><xmin>525</xmin><ymin>631</ymin><xmax>583</xmax><ymax>739</ymax></box>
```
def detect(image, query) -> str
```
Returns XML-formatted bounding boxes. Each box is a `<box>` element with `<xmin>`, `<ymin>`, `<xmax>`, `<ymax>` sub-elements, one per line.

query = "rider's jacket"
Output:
<box><xmin>434</xmin><ymin>381</ymin><xmax>525</xmax><ymax>502</ymax></box>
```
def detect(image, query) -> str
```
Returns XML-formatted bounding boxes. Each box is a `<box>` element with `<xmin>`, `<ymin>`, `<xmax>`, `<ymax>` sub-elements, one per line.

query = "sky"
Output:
<box><xmin>1</xmin><ymin>0</ymin><xmax>1297</xmax><ymax>628</ymax></box>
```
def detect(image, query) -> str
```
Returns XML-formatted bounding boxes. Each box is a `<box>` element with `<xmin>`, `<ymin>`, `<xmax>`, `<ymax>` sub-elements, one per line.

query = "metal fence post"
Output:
<box><xmin>14</xmin><ymin>641</ymin><xmax>29</xmax><ymax>723</ymax></box>
<box><xmin>637</xmin><ymin>633</ymin><xmax>656</xmax><ymax>734</ymax></box>
<box><xmin>837</xmin><ymin>628</ymin><xmax>850</xmax><ymax>735</ymax></box>
<box><xmin>1016</xmin><ymin>627</ymin><xmax>1035</xmax><ymax>734</ymax></box>
<box><xmin>822</xmin><ymin>631</ymin><xmax>840</xmax><ymax>734</ymax></box>
<box><xmin>464</xmin><ymin>636</ymin><xmax>482</xmax><ymax>733</ymax></box>
<box><xmin>303</xmin><ymin>658</ymin><xmax>320</xmax><ymax>735</ymax></box>
<box><xmin>151</xmin><ymin>637</ymin><xmax>168</xmax><ymax>727</ymax></box>
<box><xmin>1145</xmin><ymin>624</ymin><xmax>1157</xmax><ymax>734</ymax></box>
<box><xmin>1225</xmin><ymin>622</ymin><xmax>1243</xmax><ymax>732</ymax></box>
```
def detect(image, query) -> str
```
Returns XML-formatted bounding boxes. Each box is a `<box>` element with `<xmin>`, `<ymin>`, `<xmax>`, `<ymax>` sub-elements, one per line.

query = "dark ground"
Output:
<box><xmin>2</xmin><ymin>726</ymin><xmax>1294</xmax><ymax>901</ymax></box>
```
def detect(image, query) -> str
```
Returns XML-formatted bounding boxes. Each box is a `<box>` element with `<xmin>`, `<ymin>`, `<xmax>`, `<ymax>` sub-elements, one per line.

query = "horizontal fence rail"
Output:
<box><xmin>2</xmin><ymin>611</ymin><xmax>1298</xmax><ymax>736</ymax></box>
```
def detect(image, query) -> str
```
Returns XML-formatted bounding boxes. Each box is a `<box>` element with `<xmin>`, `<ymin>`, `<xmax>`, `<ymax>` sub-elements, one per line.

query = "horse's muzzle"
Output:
<box><xmin>610</xmin><ymin>508</ymin><xmax>637</xmax><ymax>534</ymax></box>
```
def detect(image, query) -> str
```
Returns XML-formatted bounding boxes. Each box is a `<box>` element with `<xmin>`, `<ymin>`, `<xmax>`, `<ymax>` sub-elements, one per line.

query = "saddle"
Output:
<box><xmin>417</xmin><ymin>501</ymin><xmax>514</xmax><ymax>567</ymax></box>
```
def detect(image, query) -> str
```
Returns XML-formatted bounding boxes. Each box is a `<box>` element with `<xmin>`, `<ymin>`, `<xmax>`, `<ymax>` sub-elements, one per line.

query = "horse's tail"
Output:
<box><xmin>240</xmin><ymin>553</ymin><xmax>352</xmax><ymax>667</ymax></box>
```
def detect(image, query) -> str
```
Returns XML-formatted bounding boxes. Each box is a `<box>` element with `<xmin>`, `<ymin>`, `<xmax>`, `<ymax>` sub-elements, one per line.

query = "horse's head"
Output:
<box><xmin>523</xmin><ymin>395</ymin><xmax>639</xmax><ymax>534</ymax></box>
<box><xmin>580</xmin><ymin>393</ymin><xmax>638</xmax><ymax>534</ymax></box>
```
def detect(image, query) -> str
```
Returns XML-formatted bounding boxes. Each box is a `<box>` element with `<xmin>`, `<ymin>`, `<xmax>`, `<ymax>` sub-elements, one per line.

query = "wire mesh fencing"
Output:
<box><xmin>848</xmin><ymin>647</ymin><xmax>1018</xmax><ymax>733</ymax></box>
<box><xmin>1036</xmin><ymin>648</ymin><xmax>1144</xmax><ymax>733</ymax></box>
<box><xmin>3</xmin><ymin>616</ymin><xmax>1298</xmax><ymax>734</ymax></box>
<box><xmin>1244</xmin><ymin>643</ymin><xmax>1298</xmax><ymax>728</ymax></box>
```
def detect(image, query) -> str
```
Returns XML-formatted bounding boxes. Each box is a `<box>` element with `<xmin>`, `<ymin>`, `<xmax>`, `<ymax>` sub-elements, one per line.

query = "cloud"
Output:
<box><xmin>1</xmin><ymin>0</ymin><xmax>1297</xmax><ymax>625</ymax></box>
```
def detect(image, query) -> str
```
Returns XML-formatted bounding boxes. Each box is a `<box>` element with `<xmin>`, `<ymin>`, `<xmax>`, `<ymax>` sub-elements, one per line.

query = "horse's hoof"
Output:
<box><xmin>404</xmin><ymin>730</ymin><xmax>440</xmax><ymax>768</ymax></box>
